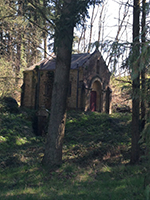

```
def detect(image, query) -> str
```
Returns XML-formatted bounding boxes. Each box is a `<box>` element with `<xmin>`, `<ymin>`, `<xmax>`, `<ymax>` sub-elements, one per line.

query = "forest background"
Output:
<box><xmin>1</xmin><ymin>0</ymin><xmax>150</xmax><ymax>199</ymax></box>
<box><xmin>1</xmin><ymin>0</ymin><xmax>150</xmax><ymax>174</ymax></box>
<box><xmin>1</xmin><ymin>0</ymin><xmax>150</xmax><ymax>161</ymax></box>
<box><xmin>0</xmin><ymin>0</ymin><xmax>142</xmax><ymax>100</ymax></box>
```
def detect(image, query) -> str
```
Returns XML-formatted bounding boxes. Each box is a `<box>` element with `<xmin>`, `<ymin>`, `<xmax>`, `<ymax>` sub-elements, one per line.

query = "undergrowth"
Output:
<box><xmin>0</xmin><ymin>107</ymin><xmax>148</xmax><ymax>200</ymax></box>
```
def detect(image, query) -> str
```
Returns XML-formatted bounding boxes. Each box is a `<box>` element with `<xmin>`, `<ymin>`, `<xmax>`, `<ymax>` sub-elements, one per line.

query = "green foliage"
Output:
<box><xmin>145</xmin><ymin>185</ymin><xmax>150</xmax><ymax>200</ymax></box>
<box><xmin>141</xmin><ymin>122</ymin><xmax>150</xmax><ymax>146</ymax></box>
<box><xmin>110</xmin><ymin>76</ymin><xmax>132</xmax><ymax>113</ymax></box>
<box><xmin>0</xmin><ymin>59</ymin><xmax>17</xmax><ymax>97</ymax></box>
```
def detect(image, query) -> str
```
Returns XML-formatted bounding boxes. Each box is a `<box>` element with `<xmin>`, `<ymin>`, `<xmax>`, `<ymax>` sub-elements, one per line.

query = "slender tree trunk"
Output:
<box><xmin>97</xmin><ymin>2</ymin><xmax>104</xmax><ymax>43</ymax></box>
<box><xmin>141</xmin><ymin>0</ymin><xmax>146</xmax><ymax>130</ymax></box>
<box><xmin>16</xmin><ymin>34</ymin><xmax>21</xmax><ymax>82</ymax></box>
<box><xmin>87</xmin><ymin>2</ymin><xmax>95</xmax><ymax>53</ymax></box>
<box><xmin>31</xmin><ymin>0</ymin><xmax>38</xmax><ymax>65</ymax></box>
<box><xmin>0</xmin><ymin>24</ymin><xmax>4</xmax><ymax>55</ymax></box>
<box><xmin>78</xmin><ymin>23</ymin><xmax>85</xmax><ymax>53</ymax></box>
<box><xmin>42</xmin><ymin>0</ymin><xmax>75</xmax><ymax>168</ymax></box>
<box><xmin>130</xmin><ymin>0</ymin><xmax>140</xmax><ymax>164</ymax></box>
<box><xmin>44</xmin><ymin>32</ymin><xmax>47</xmax><ymax>58</ymax></box>
<box><xmin>83</xmin><ymin>25</ymin><xmax>86</xmax><ymax>53</ymax></box>
<box><xmin>43</xmin><ymin>0</ymin><xmax>47</xmax><ymax>58</ymax></box>
<box><xmin>107</xmin><ymin>3</ymin><xmax>129</xmax><ymax>69</ymax></box>
<box><xmin>7</xmin><ymin>32</ymin><xmax>13</xmax><ymax>61</ymax></box>
<box><xmin>16</xmin><ymin>0</ymin><xmax>23</xmax><ymax>84</ymax></box>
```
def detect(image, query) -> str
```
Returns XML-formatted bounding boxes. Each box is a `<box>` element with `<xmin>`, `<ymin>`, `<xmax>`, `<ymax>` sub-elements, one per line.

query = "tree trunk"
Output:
<box><xmin>43</xmin><ymin>0</ymin><xmax>47</xmax><ymax>58</ymax></box>
<box><xmin>87</xmin><ymin>3</ymin><xmax>95</xmax><ymax>53</ymax></box>
<box><xmin>43</xmin><ymin>32</ymin><xmax>47</xmax><ymax>58</ymax></box>
<box><xmin>16</xmin><ymin>0</ymin><xmax>23</xmax><ymax>84</ymax></box>
<box><xmin>7</xmin><ymin>33</ymin><xmax>13</xmax><ymax>61</ymax></box>
<box><xmin>42</xmin><ymin>0</ymin><xmax>75</xmax><ymax>168</ymax></box>
<box><xmin>97</xmin><ymin>3</ymin><xmax>104</xmax><ymax>43</ymax></box>
<box><xmin>141</xmin><ymin>0</ymin><xmax>146</xmax><ymax>130</ymax></box>
<box><xmin>130</xmin><ymin>0</ymin><xmax>140</xmax><ymax>164</ymax></box>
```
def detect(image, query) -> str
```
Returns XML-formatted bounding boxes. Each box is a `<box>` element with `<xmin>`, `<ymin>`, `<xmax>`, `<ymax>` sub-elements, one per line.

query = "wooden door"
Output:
<box><xmin>90</xmin><ymin>91</ymin><xmax>97</xmax><ymax>111</ymax></box>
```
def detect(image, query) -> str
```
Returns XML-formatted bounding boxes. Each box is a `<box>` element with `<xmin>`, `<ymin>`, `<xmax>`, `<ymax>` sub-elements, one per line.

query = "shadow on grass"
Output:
<box><xmin>0</xmin><ymin>111</ymin><xmax>45</xmax><ymax>169</ymax></box>
<box><xmin>65</xmin><ymin>111</ymin><xmax>131</xmax><ymax>146</ymax></box>
<box><xmin>0</xmin><ymin>111</ymin><xmax>146</xmax><ymax>200</ymax></box>
<box><xmin>0</xmin><ymin>164</ymin><xmax>145</xmax><ymax>200</ymax></box>
<box><xmin>64</xmin><ymin>111</ymin><xmax>131</xmax><ymax>167</ymax></box>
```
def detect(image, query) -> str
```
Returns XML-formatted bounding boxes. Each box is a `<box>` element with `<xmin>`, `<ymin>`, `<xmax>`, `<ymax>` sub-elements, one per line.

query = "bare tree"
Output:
<box><xmin>107</xmin><ymin>1</ymin><xmax>131</xmax><ymax>70</ymax></box>
<box><xmin>97</xmin><ymin>1</ymin><xmax>105</xmax><ymax>44</ymax></box>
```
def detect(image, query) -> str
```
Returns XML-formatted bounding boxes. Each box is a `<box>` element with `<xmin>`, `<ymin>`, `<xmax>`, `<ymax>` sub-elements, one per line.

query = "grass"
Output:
<box><xmin>0</xmin><ymin>108</ymin><xmax>148</xmax><ymax>200</ymax></box>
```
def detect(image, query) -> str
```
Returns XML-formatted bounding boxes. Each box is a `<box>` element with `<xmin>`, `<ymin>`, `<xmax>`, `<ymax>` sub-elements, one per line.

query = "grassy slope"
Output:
<box><xmin>0</xmin><ymin>109</ymin><xmax>147</xmax><ymax>200</ymax></box>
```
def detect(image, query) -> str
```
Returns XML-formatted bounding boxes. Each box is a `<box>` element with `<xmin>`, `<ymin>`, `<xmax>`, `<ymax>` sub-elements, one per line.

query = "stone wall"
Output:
<box><xmin>67</xmin><ymin>68</ymin><xmax>83</xmax><ymax>109</ymax></box>
<box><xmin>21</xmin><ymin>50</ymin><xmax>111</xmax><ymax>112</ymax></box>
<box><xmin>22</xmin><ymin>71</ymin><xmax>37</xmax><ymax>108</ymax></box>
<box><xmin>82</xmin><ymin>50</ymin><xmax>111</xmax><ymax>112</ymax></box>
<box><xmin>39</xmin><ymin>70</ymin><xmax>54</xmax><ymax>109</ymax></box>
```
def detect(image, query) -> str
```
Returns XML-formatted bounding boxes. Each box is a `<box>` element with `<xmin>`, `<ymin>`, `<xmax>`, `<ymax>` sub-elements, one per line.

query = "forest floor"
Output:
<box><xmin>0</xmin><ymin>106</ymin><xmax>149</xmax><ymax>200</ymax></box>
<box><xmin>0</xmin><ymin>76</ymin><xmax>149</xmax><ymax>200</ymax></box>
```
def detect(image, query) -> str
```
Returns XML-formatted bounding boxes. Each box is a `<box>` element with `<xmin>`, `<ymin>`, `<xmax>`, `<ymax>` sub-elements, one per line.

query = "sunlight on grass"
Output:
<box><xmin>16</xmin><ymin>137</ymin><xmax>29</xmax><ymax>145</ymax></box>
<box><xmin>101</xmin><ymin>165</ymin><xmax>112</xmax><ymax>173</ymax></box>
<box><xmin>6</xmin><ymin>187</ymin><xmax>37</xmax><ymax>196</ymax></box>
<box><xmin>68</xmin><ymin>119</ymin><xmax>74</xmax><ymax>123</ymax></box>
<box><xmin>76</xmin><ymin>173</ymin><xmax>89</xmax><ymax>182</ymax></box>
<box><xmin>114</xmin><ymin>184</ymin><xmax>127</xmax><ymax>191</ymax></box>
<box><xmin>0</xmin><ymin>110</ymin><xmax>147</xmax><ymax>200</ymax></box>
<box><xmin>0</xmin><ymin>135</ymin><xmax>7</xmax><ymax>142</ymax></box>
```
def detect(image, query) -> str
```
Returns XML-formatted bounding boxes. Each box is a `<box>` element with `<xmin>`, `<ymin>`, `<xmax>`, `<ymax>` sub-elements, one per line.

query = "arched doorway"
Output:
<box><xmin>90</xmin><ymin>79</ymin><xmax>102</xmax><ymax>112</ymax></box>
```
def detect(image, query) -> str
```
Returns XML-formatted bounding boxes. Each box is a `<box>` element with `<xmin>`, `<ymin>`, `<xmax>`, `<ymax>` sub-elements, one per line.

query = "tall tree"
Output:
<box><xmin>0</xmin><ymin>0</ymin><xmax>47</xmax><ymax>97</ymax></box>
<box><xmin>130</xmin><ymin>0</ymin><xmax>140</xmax><ymax>164</ymax></box>
<box><xmin>15</xmin><ymin>0</ymin><xmax>23</xmax><ymax>84</ymax></box>
<box><xmin>42</xmin><ymin>0</ymin><xmax>101</xmax><ymax>168</ymax></box>
<box><xmin>141</xmin><ymin>0</ymin><xmax>146</xmax><ymax>130</ymax></box>
<box><xmin>43</xmin><ymin>0</ymin><xmax>47</xmax><ymax>58</ymax></box>
<box><xmin>42</xmin><ymin>0</ymin><xmax>76</xmax><ymax>167</ymax></box>
<box><xmin>87</xmin><ymin>2</ymin><xmax>95</xmax><ymax>53</ymax></box>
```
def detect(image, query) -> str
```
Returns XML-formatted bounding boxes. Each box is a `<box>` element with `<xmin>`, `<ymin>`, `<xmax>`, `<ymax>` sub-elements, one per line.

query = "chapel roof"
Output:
<box><xmin>25</xmin><ymin>50</ymin><xmax>101</xmax><ymax>71</ymax></box>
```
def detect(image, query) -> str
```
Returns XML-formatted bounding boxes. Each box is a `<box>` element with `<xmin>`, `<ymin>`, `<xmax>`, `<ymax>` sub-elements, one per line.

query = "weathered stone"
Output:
<box><xmin>21</xmin><ymin>50</ymin><xmax>111</xmax><ymax>113</ymax></box>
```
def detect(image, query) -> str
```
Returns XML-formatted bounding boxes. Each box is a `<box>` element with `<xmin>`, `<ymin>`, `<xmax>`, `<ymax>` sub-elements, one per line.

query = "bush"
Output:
<box><xmin>0</xmin><ymin>96</ymin><xmax>19</xmax><ymax>113</ymax></box>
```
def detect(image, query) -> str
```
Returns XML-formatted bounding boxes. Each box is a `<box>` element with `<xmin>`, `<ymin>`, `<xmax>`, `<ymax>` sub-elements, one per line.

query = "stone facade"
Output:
<box><xmin>21</xmin><ymin>50</ymin><xmax>111</xmax><ymax>113</ymax></box>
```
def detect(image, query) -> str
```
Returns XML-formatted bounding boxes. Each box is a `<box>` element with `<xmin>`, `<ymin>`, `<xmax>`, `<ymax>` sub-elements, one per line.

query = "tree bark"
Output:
<box><xmin>42</xmin><ymin>0</ymin><xmax>75</xmax><ymax>168</ymax></box>
<box><xmin>43</xmin><ymin>0</ymin><xmax>47</xmax><ymax>58</ymax></box>
<box><xmin>16</xmin><ymin>0</ymin><xmax>23</xmax><ymax>84</ymax></box>
<box><xmin>87</xmin><ymin>3</ymin><xmax>95</xmax><ymax>53</ymax></box>
<box><xmin>130</xmin><ymin>0</ymin><xmax>140</xmax><ymax>164</ymax></box>
<box><xmin>141</xmin><ymin>0</ymin><xmax>146</xmax><ymax>130</ymax></box>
